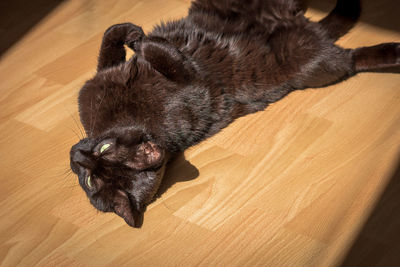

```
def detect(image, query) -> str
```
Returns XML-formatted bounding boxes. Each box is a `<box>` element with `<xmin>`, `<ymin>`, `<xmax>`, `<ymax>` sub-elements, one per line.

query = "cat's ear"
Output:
<box><xmin>113</xmin><ymin>191</ymin><xmax>141</xmax><ymax>227</ymax></box>
<box><xmin>127</xmin><ymin>141</ymin><xmax>164</xmax><ymax>171</ymax></box>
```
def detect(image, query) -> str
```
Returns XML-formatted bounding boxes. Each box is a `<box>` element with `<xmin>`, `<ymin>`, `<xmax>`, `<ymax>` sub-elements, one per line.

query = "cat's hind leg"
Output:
<box><xmin>293</xmin><ymin>42</ymin><xmax>400</xmax><ymax>89</ymax></box>
<box><xmin>190</xmin><ymin>0</ymin><xmax>301</xmax><ymax>19</ymax></box>
<box><xmin>188</xmin><ymin>0</ymin><xmax>303</xmax><ymax>34</ymax></box>
<box><xmin>319</xmin><ymin>0</ymin><xmax>361</xmax><ymax>41</ymax></box>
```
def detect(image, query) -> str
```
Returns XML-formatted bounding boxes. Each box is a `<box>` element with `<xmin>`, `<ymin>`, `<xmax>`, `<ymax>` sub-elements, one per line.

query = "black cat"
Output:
<box><xmin>70</xmin><ymin>0</ymin><xmax>400</xmax><ymax>227</ymax></box>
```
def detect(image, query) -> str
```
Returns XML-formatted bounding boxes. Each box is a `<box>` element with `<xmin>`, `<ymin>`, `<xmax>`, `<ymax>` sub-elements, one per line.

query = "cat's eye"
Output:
<box><xmin>100</xmin><ymin>143</ymin><xmax>111</xmax><ymax>154</ymax></box>
<box><xmin>86</xmin><ymin>175</ymin><xmax>94</xmax><ymax>190</ymax></box>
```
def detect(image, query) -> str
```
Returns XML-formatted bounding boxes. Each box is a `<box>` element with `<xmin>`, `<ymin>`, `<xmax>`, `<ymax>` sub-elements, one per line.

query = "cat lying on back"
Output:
<box><xmin>70</xmin><ymin>0</ymin><xmax>400</xmax><ymax>227</ymax></box>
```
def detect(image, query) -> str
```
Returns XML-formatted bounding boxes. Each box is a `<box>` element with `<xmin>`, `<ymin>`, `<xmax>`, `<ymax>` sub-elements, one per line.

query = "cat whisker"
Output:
<box><xmin>64</xmin><ymin>105</ymin><xmax>86</xmax><ymax>139</ymax></box>
<box><xmin>89</xmin><ymin>97</ymin><xmax>94</xmax><ymax>138</ymax></box>
<box><xmin>71</xmin><ymin>112</ymin><xmax>86</xmax><ymax>139</ymax></box>
<box><xmin>64</xmin><ymin>124</ymin><xmax>81</xmax><ymax>140</ymax></box>
<box><xmin>61</xmin><ymin>168</ymin><xmax>73</xmax><ymax>176</ymax></box>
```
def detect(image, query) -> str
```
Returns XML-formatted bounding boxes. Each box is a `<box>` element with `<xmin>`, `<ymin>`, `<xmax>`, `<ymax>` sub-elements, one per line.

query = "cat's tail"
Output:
<box><xmin>318</xmin><ymin>0</ymin><xmax>361</xmax><ymax>41</ymax></box>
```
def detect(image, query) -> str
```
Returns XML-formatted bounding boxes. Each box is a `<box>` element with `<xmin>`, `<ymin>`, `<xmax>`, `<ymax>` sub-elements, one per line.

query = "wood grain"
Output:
<box><xmin>0</xmin><ymin>0</ymin><xmax>399</xmax><ymax>266</ymax></box>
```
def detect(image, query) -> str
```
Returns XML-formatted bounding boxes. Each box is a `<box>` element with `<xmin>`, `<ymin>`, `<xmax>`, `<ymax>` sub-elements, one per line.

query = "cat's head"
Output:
<box><xmin>69</xmin><ymin>126</ymin><xmax>167</xmax><ymax>227</ymax></box>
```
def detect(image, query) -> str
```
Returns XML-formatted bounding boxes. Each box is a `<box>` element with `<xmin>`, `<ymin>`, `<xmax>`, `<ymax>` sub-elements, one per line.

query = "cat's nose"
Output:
<box><xmin>72</xmin><ymin>149</ymin><xmax>97</xmax><ymax>170</ymax></box>
<box><xmin>70</xmin><ymin>138</ymin><xmax>97</xmax><ymax>170</ymax></box>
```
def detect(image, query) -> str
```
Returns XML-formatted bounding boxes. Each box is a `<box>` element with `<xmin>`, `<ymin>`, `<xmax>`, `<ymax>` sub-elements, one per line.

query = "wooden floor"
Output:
<box><xmin>1</xmin><ymin>0</ymin><xmax>399</xmax><ymax>266</ymax></box>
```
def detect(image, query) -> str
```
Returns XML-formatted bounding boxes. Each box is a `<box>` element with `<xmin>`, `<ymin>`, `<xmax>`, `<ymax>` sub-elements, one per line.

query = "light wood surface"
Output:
<box><xmin>1</xmin><ymin>0</ymin><xmax>399</xmax><ymax>266</ymax></box>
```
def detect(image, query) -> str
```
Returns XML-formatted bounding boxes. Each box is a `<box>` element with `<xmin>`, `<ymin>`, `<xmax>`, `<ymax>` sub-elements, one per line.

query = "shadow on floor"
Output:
<box><xmin>157</xmin><ymin>153</ymin><xmax>199</xmax><ymax>198</ymax></box>
<box><xmin>137</xmin><ymin>153</ymin><xmax>198</xmax><ymax>227</ymax></box>
<box><xmin>0</xmin><ymin>0</ymin><xmax>66</xmax><ymax>57</ymax></box>
<box><xmin>339</xmin><ymin>156</ymin><xmax>400</xmax><ymax>266</ymax></box>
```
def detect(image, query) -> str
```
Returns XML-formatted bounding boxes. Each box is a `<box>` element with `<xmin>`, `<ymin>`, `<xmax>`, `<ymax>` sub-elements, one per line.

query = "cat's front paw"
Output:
<box><xmin>103</xmin><ymin>23</ymin><xmax>144</xmax><ymax>46</ymax></box>
<box><xmin>125</xmin><ymin>27</ymin><xmax>145</xmax><ymax>51</ymax></box>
